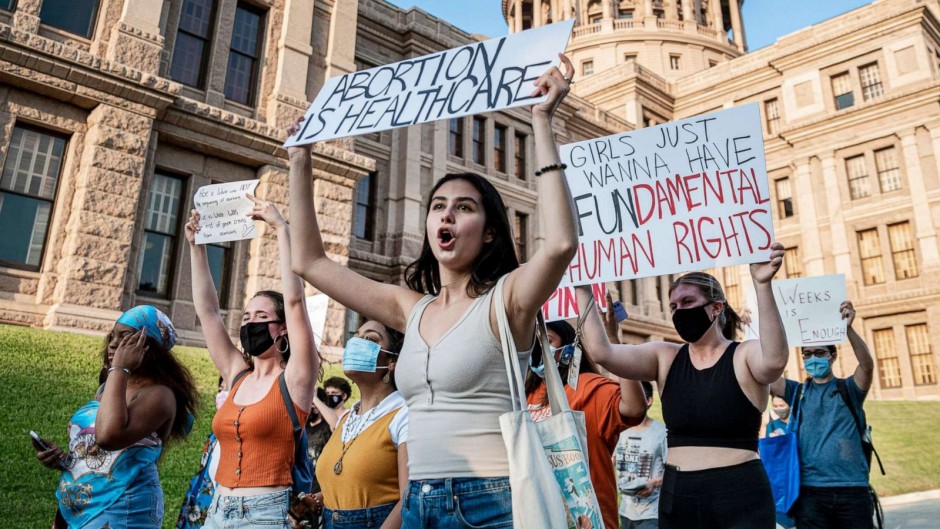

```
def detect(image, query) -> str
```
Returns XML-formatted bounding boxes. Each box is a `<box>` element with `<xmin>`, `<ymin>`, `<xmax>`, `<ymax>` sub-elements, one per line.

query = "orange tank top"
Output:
<box><xmin>212</xmin><ymin>373</ymin><xmax>308</xmax><ymax>488</ymax></box>
<box><xmin>316</xmin><ymin>408</ymin><xmax>402</xmax><ymax>509</ymax></box>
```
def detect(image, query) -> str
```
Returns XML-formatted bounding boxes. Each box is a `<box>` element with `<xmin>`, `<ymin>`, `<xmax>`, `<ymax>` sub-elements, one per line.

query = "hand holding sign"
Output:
<box><xmin>840</xmin><ymin>300</ymin><xmax>856</xmax><ymax>328</ymax></box>
<box><xmin>531</xmin><ymin>53</ymin><xmax>574</xmax><ymax>119</ymax></box>
<box><xmin>750</xmin><ymin>242</ymin><xmax>785</xmax><ymax>284</ymax></box>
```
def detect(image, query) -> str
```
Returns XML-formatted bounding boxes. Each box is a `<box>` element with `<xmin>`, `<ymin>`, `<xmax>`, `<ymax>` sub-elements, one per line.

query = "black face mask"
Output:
<box><xmin>326</xmin><ymin>394</ymin><xmax>344</xmax><ymax>408</ymax></box>
<box><xmin>240</xmin><ymin>321</ymin><xmax>279</xmax><ymax>357</ymax></box>
<box><xmin>672</xmin><ymin>304</ymin><xmax>715</xmax><ymax>343</ymax></box>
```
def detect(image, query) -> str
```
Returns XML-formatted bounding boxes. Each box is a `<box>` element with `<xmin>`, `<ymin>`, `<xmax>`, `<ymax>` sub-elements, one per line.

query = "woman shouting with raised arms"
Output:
<box><xmin>288</xmin><ymin>55</ymin><xmax>578</xmax><ymax>529</ymax></box>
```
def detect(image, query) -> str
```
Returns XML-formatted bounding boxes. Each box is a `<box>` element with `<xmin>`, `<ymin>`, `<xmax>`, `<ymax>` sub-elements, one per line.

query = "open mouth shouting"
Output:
<box><xmin>437</xmin><ymin>227</ymin><xmax>456</xmax><ymax>251</ymax></box>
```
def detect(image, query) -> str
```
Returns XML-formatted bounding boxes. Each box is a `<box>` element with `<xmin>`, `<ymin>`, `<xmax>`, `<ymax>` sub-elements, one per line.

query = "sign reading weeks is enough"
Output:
<box><xmin>773</xmin><ymin>274</ymin><xmax>848</xmax><ymax>347</ymax></box>
<box><xmin>194</xmin><ymin>180</ymin><xmax>260</xmax><ymax>245</ymax></box>
<box><xmin>557</xmin><ymin>103</ymin><xmax>774</xmax><ymax>287</ymax></box>
<box><xmin>284</xmin><ymin>20</ymin><xmax>575</xmax><ymax>146</ymax></box>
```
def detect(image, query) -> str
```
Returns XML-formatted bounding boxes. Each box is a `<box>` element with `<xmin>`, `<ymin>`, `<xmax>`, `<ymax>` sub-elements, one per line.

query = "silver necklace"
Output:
<box><xmin>333</xmin><ymin>403</ymin><xmax>379</xmax><ymax>475</ymax></box>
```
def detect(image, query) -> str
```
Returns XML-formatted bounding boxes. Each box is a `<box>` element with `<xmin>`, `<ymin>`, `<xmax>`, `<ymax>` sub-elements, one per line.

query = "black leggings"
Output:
<box><xmin>660</xmin><ymin>460</ymin><xmax>776</xmax><ymax>529</ymax></box>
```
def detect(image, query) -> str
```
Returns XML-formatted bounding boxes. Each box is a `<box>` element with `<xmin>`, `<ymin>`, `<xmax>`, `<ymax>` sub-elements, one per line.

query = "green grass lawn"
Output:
<box><xmin>1</xmin><ymin>324</ymin><xmax>937</xmax><ymax>527</ymax></box>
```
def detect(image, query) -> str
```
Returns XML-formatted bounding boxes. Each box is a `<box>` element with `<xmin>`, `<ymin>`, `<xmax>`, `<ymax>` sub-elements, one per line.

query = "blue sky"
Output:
<box><xmin>385</xmin><ymin>0</ymin><xmax>873</xmax><ymax>50</ymax></box>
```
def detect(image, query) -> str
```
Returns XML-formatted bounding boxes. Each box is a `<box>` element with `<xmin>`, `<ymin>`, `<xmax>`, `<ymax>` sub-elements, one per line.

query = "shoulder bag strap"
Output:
<box><xmin>231</xmin><ymin>368</ymin><xmax>251</xmax><ymax>387</ymax></box>
<box><xmin>493</xmin><ymin>275</ymin><xmax>527</xmax><ymax>412</ymax></box>
<box><xmin>835</xmin><ymin>378</ymin><xmax>885</xmax><ymax>475</ymax></box>
<box><xmin>537</xmin><ymin>311</ymin><xmax>572</xmax><ymax>416</ymax></box>
<box><xmin>787</xmin><ymin>382</ymin><xmax>804</xmax><ymax>434</ymax></box>
<box><xmin>278</xmin><ymin>372</ymin><xmax>302</xmax><ymax>441</ymax></box>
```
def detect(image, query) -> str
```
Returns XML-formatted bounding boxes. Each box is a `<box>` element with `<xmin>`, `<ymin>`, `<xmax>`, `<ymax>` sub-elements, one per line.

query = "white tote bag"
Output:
<box><xmin>494</xmin><ymin>277</ymin><xmax>605</xmax><ymax>529</ymax></box>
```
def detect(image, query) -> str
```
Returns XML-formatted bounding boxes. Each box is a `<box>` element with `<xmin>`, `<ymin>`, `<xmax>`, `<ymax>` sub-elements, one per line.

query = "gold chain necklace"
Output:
<box><xmin>333</xmin><ymin>403</ymin><xmax>379</xmax><ymax>475</ymax></box>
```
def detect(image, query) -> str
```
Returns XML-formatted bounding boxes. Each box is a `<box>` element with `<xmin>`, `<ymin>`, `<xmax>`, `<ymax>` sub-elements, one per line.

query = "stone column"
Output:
<box><xmin>819</xmin><ymin>154</ymin><xmax>855</xmax><ymax>283</ymax></box>
<box><xmin>264</xmin><ymin>0</ymin><xmax>315</xmax><ymax>130</ymax></box>
<box><xmin>902</xmin><ymin>131</ymin><xmax>940</xmax><ymax>266</ymax></box>
<box><xmin>681</xmin><ymin>0</ymin><xmax>694</xmax><ymax>22</ymax></box>
<box><xmin>644</xmin><ymin>0</ymin><xmax>653</xmax><ymax>18</ymax></box>
<box><xmin>533</xmin><ymin>0</ymin><xmax>543</xmax><ymax>27</ymax></box>
<box><xmin>602</xmin><ymin>0</ymin><xmax>613</xmax><ymax>20</ymax></box>
<box><xmin>325</xmin><ymin>0</ymin><xmax>360</xmax><ymax>79</ymax></box>
<box><xmin>729</xmin><ymin>0</ymin><xmax>745</xmax><ymax>51</ymax></box>
<box><xmin>43</xmin><ymin>105</ymin><xmax>154</xmax><ymax>332</ymax></box>
<box><xmin>712</xmin><ymin>0</ymin><xmax>725</xmax><ymax>40</ymax></box>
<box><xmin>794</xmin><ymin>158</ymin><xmax>824</xmax><ymax>276</ymax></box>
<box><xmin>104</xmin><ymin>0</ymin><xmax>165</xmax><ymax>75</ymax></box>
<box><xmin>205</xmin><ymin>0</ymin><xmax>239</xmax><ymax>107</ymax></box>
<box><xmin>562</xmin><ymin>0</ymin><xmax>573</xmax><ymax>20</ymax></box>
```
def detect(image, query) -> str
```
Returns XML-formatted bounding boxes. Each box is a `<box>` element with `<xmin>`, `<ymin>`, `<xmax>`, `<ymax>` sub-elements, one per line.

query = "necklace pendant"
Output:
<box><xmin>333</xmin><ymin>459</ymin><xmax>343</xmax><ymax>475</ymax></box>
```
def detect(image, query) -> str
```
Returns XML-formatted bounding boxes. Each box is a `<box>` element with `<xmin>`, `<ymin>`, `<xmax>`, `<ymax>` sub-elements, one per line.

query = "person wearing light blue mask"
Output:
<box><xmin>770</xmin><ymin>301</ymin><xmax>876</xmax><ymax>529</ymax></box>
<box><xmin>296</xmin><ymin>320</ymin><xmax>410</xmax><ymax>529</ymax></box>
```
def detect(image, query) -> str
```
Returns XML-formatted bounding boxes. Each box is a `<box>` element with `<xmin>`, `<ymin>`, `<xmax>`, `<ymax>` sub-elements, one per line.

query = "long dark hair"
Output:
<box><xmin>379</xmin><ymin>322</ymin><xmax>404</xmax><ymax>390</ymax></box>
<box><xmin>99</xmin><ymin>337</ymin><xmax>199</xmax><ymax>444</ymax></box>
<box><xmin>405</xmin><ymin>173</ymin><xmax>519</xmax><ymax>297</ymax></box>
<box><xmin>668</xmin><ymin>272</ymin><xmax>742</xmax><ymax>340</ymax></box>
<box><xmin>524</xmin><ymin>320</ymin><xmax>600</xmax><ymax>403</ymax></box>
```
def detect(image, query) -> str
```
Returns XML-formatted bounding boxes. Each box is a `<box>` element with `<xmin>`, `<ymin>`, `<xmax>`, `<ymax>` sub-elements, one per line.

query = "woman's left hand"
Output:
<box><xmin>531</xmin><ymin>53</ymin><xmax>574</xmax><ymax>120</ymax></box>
<box><xmin>750</xmin><ymin>242</ymin><xmax>784</xmax><ymax>285</ymax></box>
<box><xmin>111</xmin><ymin>330</ymin><xmax>148</xmax><ymax>373</ymax></box>
<box><xmin>840</xmin><ymin>300</ymin><xmax>856</xmax><ymax>328</ymax></box>
<box><xmin>246</xmin><ymin>194</ymin><xmax>286</xmax><ymax>229</ymax></box>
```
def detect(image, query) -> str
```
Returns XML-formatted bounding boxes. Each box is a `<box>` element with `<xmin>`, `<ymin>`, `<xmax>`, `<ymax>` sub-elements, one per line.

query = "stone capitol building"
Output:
<box><xmin>0</xmin><ymin>0</ymin><xmax>937</xmax><ymax>399</ymax></box>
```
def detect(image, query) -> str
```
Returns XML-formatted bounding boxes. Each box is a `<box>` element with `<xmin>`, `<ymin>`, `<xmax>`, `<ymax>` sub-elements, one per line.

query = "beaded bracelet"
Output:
<box><xmin>534</xmin><ymin>163</ymin><xmax>568</xmax><ymax>177</ymax></box>
<box><xmin>108</xmin><ymin>366</ymin><xmax>131</xmax><ymax>375</ymax></box>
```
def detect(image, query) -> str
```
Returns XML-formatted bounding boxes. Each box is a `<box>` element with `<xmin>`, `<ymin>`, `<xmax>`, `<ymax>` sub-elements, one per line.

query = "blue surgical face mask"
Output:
<box><xmin>342</xmin><ymin>337</ymin><xmax>396</xmax><ymax>373</ymax></box>
<box><xmin>804</xmin><ymin>356</ymin><xmax>832</xmax><ymax>379</ymax></box>
<box><xmin>530</xmin><ymin>344</ymin><xmax>574</xmax><ymax>379</ymax></box>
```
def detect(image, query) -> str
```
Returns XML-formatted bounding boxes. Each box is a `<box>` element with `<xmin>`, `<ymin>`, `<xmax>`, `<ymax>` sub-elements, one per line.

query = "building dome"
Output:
<box><xmin>502</xmin><ymin>0</ymin><xmax>747</xmax><ymax>81</ymax></box>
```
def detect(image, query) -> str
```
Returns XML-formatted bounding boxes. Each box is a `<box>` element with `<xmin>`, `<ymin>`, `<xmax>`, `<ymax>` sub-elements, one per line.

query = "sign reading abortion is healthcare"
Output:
<box><xmin>557</xmin><ymin>104</ymin><xmax>774</xmax><ymax>287</ymax></box>
<box><xmin>284</xmin><ymin>20</ymin><xmax>575</xmax><ymax>146</ymax></box>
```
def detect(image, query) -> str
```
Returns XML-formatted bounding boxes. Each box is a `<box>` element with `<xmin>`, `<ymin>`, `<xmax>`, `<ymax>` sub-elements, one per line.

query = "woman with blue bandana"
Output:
<box><xmin>293</xmin><ymin>320</ymin><xmax>408</xmax><ymax>529</ymax></box>
<box><xmin>186</xmin><ymin>195</ymin><xmax>320</xmax><ymax>529</ymax></box>
<box><xmin>32</xmin><ymin>305</ymin><xmax>199</xmax><ymax>528</ymax></box>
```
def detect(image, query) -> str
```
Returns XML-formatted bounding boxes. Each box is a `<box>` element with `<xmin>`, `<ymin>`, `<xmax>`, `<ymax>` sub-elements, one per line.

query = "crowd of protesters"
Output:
<box><xmin>30</xmin><ymin>53</ymin><xmax>881</xmax><ymax>529</ymax></box>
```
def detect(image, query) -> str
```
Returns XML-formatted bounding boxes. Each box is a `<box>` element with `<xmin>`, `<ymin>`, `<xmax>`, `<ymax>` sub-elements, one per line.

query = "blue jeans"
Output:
<box><xmin>401</xmin><ymin>477</ymin><xmax>512</xmax><ymax>529</ymax></box>
<box><xmin>81</xmin><ymin>465</ymin><xmax>164</xmax><ymax>528</ymax></box>
<box><xmin>323</xmin><ymin>501</ymin><xmax>395</xmax><ymax>529</ymax></box>
<box><xmin>203</xmin><ymin>489</ymin><xmax>291</xmax><ymax>529</ymax></box>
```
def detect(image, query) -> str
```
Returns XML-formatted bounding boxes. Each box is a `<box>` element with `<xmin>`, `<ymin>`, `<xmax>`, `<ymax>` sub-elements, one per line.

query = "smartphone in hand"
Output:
<box><xmin>30</xmin><ymin>431</ymin><xmax>50</xmax><ymax>451</ymax></box>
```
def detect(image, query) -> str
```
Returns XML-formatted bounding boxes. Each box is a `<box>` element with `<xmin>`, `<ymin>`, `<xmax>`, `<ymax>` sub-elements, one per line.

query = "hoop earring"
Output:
<box><xmin>276</xmin><ymin>335</ymin><xmax>290</xmax><ymax>354</ymax></box>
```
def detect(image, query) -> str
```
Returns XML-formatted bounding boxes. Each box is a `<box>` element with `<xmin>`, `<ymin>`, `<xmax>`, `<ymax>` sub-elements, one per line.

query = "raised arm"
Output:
<box><xmin>574</xmin><ymin>285</ymin><xmax>664</xmax><ymax>382</ymax></box>
<box><xmin>742</xmin><ymin>242</ymin><xmax>789</xmax><ymax>385</ymax></box>
<box><xmin>246</xmin><ymin>195</ymin><xmax>317</xmax><ymax>408</ymax></box>
<box><xmin>186</xmin><ymin>211</ymin><xmax>248</xmax><ymax>384</ymax></box>
<box><xmin>504</xmin><ymin>55</ymin><xmax>578</xmax><ymax>343</ymax></box>
<box><xmin>286</xmin><ymin>131</ymin><xmax>420</xmax><ymax>332</ymax></box>
<box><xmin>842</xmin><ymin>301</ymin><xmax>874</xmax><ymax>392</ymax></box>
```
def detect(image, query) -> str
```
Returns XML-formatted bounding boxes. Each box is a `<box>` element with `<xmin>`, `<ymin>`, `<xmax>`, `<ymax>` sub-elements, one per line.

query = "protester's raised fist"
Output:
<box><xmin>246</xmin><ymin>194</ymin><xmax>287</xmax><ymax>229</ymax></box>
<box><xmin>750</xmin><ymin>242</ymin><xmax>784</xmax><ymax>285</ymax></box>
<box><xmin>531</xmin><ymin>53</ymin><xmax>574</xmax><ymax>119</ymax></box>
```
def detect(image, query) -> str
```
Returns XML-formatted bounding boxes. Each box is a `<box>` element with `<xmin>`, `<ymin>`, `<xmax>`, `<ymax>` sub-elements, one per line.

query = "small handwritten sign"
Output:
<box><xmin>284</xmin><ymin>20</ymin><xmax>575</xmax><ymax>146</ymax></box>
<box><xmin>542</xmin><ymin>283</ymin><xmax>609</xmax><ymax>323</ymax></box>
<box><xmin>305</xmin><ymin>294</ymin><xmax>329</xmax><ymax>349</ymax></box>
<box><xmin>194</xmin><ymin>180</ymin><xmax>259</xmax><ymax>245</ymax></box>
<box><xmin>772</xmin><ymin>274</ymin><xmax>847</xmax><ymax>347</ymax></box>
<box><xmin>557</xmin><ymin>104</ymin><xmax>773</xmax><ymax>287</ymax></box>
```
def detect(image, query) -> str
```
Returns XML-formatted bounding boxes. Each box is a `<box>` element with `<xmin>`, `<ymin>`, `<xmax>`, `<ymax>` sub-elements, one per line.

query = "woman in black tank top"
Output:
<box><xmin>572</xmin><ymin>250</ymin><xmax>789</xmax><ymax>529</ymax></box>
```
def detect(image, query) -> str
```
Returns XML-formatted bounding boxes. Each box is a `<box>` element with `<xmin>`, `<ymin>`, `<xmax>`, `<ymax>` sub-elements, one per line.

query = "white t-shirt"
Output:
<box><xmin>339</xmin><ymin>391</ymin><xmax>408</xmax><ymax>447</ymax></box>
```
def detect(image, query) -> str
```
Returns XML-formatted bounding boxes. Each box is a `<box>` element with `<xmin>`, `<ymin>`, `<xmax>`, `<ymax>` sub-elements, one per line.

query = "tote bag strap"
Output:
<box><xmin>494</xmin><ymin>275</ymin><xmax>528</xmax><ymax>412</ymax></box>
<box><xmin>493</xmin><ymin>275</ymin><xmax>573</xmax><ymax>416</ymax></box>
<box><xmin>536</xmin><ymin>311</ymin><xmax>572</xmax><ymax>416</ymax></box>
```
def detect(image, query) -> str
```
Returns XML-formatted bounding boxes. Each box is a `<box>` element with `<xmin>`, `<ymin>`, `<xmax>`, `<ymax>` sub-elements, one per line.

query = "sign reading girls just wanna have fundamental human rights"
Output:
<box><xmin>557</xmin><ymin>103</ymin><xmax>774</xmax><ymax>287</ymax></box>
<box><xmin>284</xmin><ymin>20</ymin><xmax>575</xmax><ymax>146</ymax></box>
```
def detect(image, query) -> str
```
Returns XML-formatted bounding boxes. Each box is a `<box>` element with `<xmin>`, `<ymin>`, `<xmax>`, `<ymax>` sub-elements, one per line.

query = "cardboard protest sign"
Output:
<box><xmin>773</xmin><ymin>274</ymin><xmax>847</xmax><ymax>347</ymax></box>
<box><xmin>194</xmin><ymin>180</ymin><xmax>260</xmax><ymax>245</ymax></box>
<box><xmin>542</xmin><ymin>283</ymin><xmax>608</xmax><ymax>323</ymax></box>
<box><xmin>557</xmin><ymin>103</ymin><xmax>773</xmax><ymax>287</ymax></box>
<box><xmin>284</xmin><ymin>20</ymin><xmax>575</xmax><ymax>146</ymax></box>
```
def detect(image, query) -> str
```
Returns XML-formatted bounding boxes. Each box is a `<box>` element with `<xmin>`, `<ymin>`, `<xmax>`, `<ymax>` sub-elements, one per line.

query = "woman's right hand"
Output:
<box><xmin>531</xmin><ymin>53</ymin><xmax>574</xmax><ymax>121</ymax></box>
<box><xmin>287</xmin><ymin>116</ymin><xmax>313</xmax><ymax>162</ymax></box>
<box><xmin>184</xmin><ymin>209</ymin><xmax>199</xmax><ymax>246</ymax></box>
<box><xmin>33</xmin><ymin>439</ymin><xmax>65</xmax><ymax>470</ymax></box>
